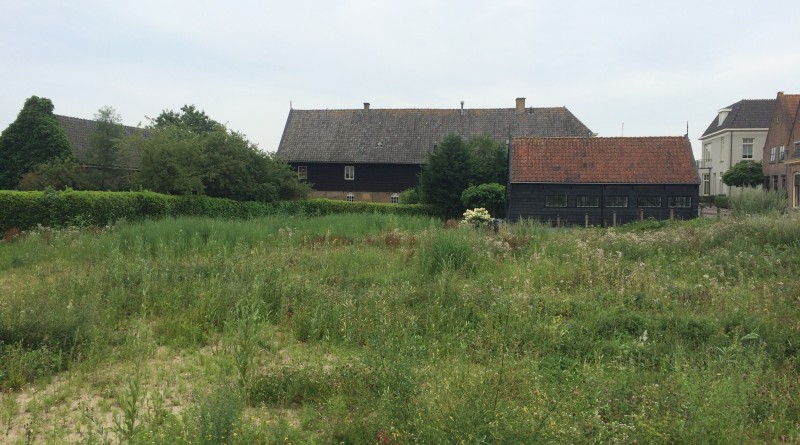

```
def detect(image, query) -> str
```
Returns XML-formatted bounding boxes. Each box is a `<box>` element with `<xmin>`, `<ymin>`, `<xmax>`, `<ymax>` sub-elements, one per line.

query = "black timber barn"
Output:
<box><xmin>507</xmin><ymin>136</ymin><xmax>700</xmax><ymax>226</ymax></box>
<box><xmin>276</xmin><ymin>98</ymin><xmax>594</xmax><ymax>203</ymax></box>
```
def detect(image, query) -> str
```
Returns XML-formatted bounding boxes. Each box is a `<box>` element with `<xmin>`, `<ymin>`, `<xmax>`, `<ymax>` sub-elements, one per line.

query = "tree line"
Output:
<box><xmin>0</xmin><ymin>96</ymin><xmax>309</xmax><ymax>202</ymax></box>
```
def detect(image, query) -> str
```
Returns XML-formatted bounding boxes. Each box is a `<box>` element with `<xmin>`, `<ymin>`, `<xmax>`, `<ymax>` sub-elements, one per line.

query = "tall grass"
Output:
<box><xmin>1</xmin><ymin>213</ymin><xmax>799</xmax><ymax>443</ymax></box>
<box><xmin>730</xmin><ymin>187</ymin><xmax>788</xmax><ymax>216</ymax></box>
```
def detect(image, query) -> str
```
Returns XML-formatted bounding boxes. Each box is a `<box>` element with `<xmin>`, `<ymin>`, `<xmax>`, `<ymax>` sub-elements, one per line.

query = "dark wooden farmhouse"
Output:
<box><xmin>276</xmin><ymin>98</ymin><xmax>593</xmax><ymax>202</ymax></box>
<box><xmin>507</xmin><ymin>136</ymin><xmax>700</xmax><ymax>226</ymax></box>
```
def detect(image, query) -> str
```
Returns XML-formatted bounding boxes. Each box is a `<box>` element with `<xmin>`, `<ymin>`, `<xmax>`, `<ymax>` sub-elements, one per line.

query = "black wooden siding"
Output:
<box><xmin>507</xmin><ymin>183</ymin><xmax>699</xmax><ymax>226</ymax></box>
<box><xmin>291</xmin><ymin>162</ymin><xmax>422</xmax><ymax>193</ymax></box>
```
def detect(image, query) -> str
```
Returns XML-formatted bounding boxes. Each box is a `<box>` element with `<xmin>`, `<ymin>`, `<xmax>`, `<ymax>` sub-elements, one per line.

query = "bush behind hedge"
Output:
<box><xmin>0</xmin><ymin>190</ymin><xmax>437</xmax><ymax>234</ymax></box>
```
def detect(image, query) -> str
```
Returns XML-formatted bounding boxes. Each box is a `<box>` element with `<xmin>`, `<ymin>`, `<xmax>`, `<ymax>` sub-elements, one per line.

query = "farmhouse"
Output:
<box><xmin>697</xmin><ymin>98</ymin><xmax>774</xmax><ymax>196</ymax></box>
<box><xmin>761</xmin><ymin>91</ymin><xmax>800</xmax><ymax>209</ymax></box>
<box><xmin>276</xmin><ymin>98</ymin><xmax>593</xmax><ymax>203</ymax></box>
<box><xmin>507</xmin><ymin>136</ymin><xmax>700</xmax><ymax>226</ymax></box>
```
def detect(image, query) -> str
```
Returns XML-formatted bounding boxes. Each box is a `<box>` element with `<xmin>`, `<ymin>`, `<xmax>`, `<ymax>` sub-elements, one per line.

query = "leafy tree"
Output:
<box><xmin>400</xmin><ymin>187</ymin><xmax>422</xmax><ymax>204</ymax></box>
<box><xmin>722</xmin><ymin>161</ymin><xmax>763</xmax><ymax>188</ymax></box>
<box><xmin>0</xmin><ymin>96</ymin><xmax>72</xmax><ymax>189</ymax></box>
<box><xmin>17</xmin><ymin>158</ymin><xmax>87</xmax><ymax>190</ymax></box>
<box><xmin>468</xmin><ymin>135</ymin><xmax>508</xmax><ymax>185</ymax></box>
<box><xmin>152</xmin><ymin>105</ymin><xmax>222</xmax><ymax>135</ymax></box>
<box><xmin>131</xmin><ymin>105</ymin><xmax>309</xmax><ymax>202</ymax></box>
<box><xmin>418</xmin><ymin>134</ymin><xmax>474</xmax><ymax>218</ymax></box>
<box><xmin>82</xmin><ymin>106</ymin><xmax>133</xmax><ymax>190</ymax></box>
<box><xmin>461</xmin><ymin>183</ymin><xmax>506</xmax><ymax>217</ymax></box>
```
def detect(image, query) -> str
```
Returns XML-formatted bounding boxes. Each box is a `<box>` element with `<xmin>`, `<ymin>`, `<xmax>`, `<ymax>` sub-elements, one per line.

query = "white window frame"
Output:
<box><xmin>604</xmin><ymin>196</ymin><xmax>628</xmax><ymax>208</ymax></box>
<box><xmin>576</xmin><ymin>196</ymin><xmax>599</xmax><ymax>207</ymax></box>
<box><xmin>545</xmin><ymin>195</ymin><xmax>567</xmax><ymax>207</ymax></box>
<box><xmin>346</xmin><ymin>192</ymin><xmax>354</xmax><ymax>202</ymax></box>
<box><xmin>770</xmin><ymin>146</ymin><xmax>776</xmax><ymax>162</ymax></box>
<box><xmin>702</xmin><ymin>173</ymin><xmax>710</xmax><ymax>195</ymax></box>
<box><xmin>390</xmin><ymin>193</ymin><xmax>400</xmax><ymax>204</ymax></box>
<box><xmin>780</xmin><ymin>145</ymin><xmax>786</xmax><ymax>161</ymax></box>
<box><xmin>297</xmin><ymin>165</ymin><xmax>307</xmax><ymax>180</ymax></box>
<box><xmin>345</xmin><ymin>165</ymin><xmax>355</xmax><ymax>180</ymax></box>
<box><xmin>742</xmin><ymin>138</ymin><xmax>753</xmax><ymax>159</ymax></box>
<box><xmin>637</xmin><ymin>196</ymin><xmax>662</xmax><ymax>208</ymax></box>
<box><xmin>668</xmin><ymin>196</ymin><xmax>692</xmax><ymax>208</ymax></box>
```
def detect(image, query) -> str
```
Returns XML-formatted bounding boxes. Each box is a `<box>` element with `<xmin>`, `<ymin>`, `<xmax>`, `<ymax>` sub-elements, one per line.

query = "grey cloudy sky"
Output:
<box><xmin>2</xmin><ymin>0</ymin><xmax>799</xmax><ymax>158</ymax></box>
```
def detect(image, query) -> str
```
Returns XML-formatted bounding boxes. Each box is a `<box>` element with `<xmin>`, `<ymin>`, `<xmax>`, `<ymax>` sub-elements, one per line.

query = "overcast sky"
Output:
<box><xmin>3</xmin><ymin>0</ymin><xmax>799</xmax><ymax>158</ymax></box>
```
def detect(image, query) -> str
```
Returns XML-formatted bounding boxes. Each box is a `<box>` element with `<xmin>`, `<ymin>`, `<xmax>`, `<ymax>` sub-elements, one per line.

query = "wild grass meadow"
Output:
<box><xmin>1</xmin><ymin>213</ymin><xmax>799</xmax><ymax>444</ymax></box>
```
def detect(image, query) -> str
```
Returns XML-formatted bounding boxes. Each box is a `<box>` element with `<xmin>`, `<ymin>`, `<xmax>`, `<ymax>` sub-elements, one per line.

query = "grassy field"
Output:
<box><xmin>1</xmin><ymin>213</ymin><xmax>799</xmax><ymax>444</ymax></box>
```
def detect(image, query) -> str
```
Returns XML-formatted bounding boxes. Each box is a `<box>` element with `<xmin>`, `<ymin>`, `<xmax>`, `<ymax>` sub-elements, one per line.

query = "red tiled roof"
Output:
<box><xmin>785</xmin><ymin>94</ymin><xmax>800</xmax><ymax>125</ymax></box>
<box><xmin>511</xmin><ymin>136</ymin><xmax>699</xmax><ymax>184</ymax></box>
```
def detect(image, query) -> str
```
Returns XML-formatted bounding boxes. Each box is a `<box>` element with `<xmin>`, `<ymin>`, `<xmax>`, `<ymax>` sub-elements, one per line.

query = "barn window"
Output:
<box><xmin>297</xmin><ymin>165</ymin><xmax>307</xmax><ymax>180</ymax></box>
<box><xmin>545</xmin><ymin>195</ymin><xmax>567</xmax><ymax>207</ymax></box>
<box><xmin>668</xmin><ymin>196</ymin><xmax>691</xmax><ymax>208</ymax></box>
<box><xmin>391</xmin><ymin>193</ymin><xmax>400</xmax><ymax>204</ymax></box>
<box><xmin>604</xmin><ymin>196</ymin><xmax>628</xmax><ymax>207</ymax></box>
<box><xmin>637</xmin><ymin>197</ymin><xmax>661</xmax><ymax>207</ymax></box>
<box><xmin>576</xmin><ymin>196</ymin><xmax>599</xmax><ymax>207</ymax></box>
<box><xmin>345</xmin><ymin>165</ymin><xmax>355</xmax><ymax>180</ymax></box>
<box><xmin>346</xmin><ymin>192</ymin><xmax>355</xmax><ymax>202</ymax></box>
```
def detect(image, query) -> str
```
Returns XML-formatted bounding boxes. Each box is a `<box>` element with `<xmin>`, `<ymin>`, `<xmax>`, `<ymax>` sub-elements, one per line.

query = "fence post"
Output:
<box><xmin>585</xmin><ymin>213</ymin><xmax>589</xmax><ymax>228</ymax></box>
<box><xmin>670</xmin><ymin>208</ymin><xmax>674</xmax><ymax>221</ymax></box>
<box><xmin>639</xmin><ymin>209</ymin><xmax>644</xmax><ymax>222</ymax></box>
<box><xmin>557</xmin><ymin>216</ymin><xmax>561</xmax><ymax>228</ymax></box>
<box><xmin>613</xmin><ymin>211</ymin><xmax>617</xmax><ymax>227</ymax></box>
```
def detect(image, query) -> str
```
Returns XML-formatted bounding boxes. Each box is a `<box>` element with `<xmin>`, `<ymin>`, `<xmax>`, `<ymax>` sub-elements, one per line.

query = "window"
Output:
<box><xmin>702</xmin><ymin>173</ymin><xmax>710</xmax><ymax>195</ymax></box>
<box><xmin>703</xmin><ymin>143</ymin><xmax>711</xmax><ymax>161</ymax></box>
<box><xmin>605</xmin><ymin>196</ymin><xmax>628</xmax><ymax>207</ymax></box>
<box><xmin>795</xmin><ymin>174</ymin><xmax>800</xmax><ymax>208</ymax></box>
<box><xmin>764</xmin><ymin>176</ymin><xmax>770</xmax><ymax>190</ymax></box>
<box><xmin>770</xmin><ymin>146</ymin><xmax>776</xmax><ymax>162</ymax></box>
<box><xmin>346</xmin><ymin>192</ymin><xmax>354</xmax><ymax>202</ymax></box>
<box><xmin>782</xmin><ymin>175</ymin><xmax>787</xmax><ymax>190</ymax></box>
<box><xmin>668</xmin><ymin>196</ymin><xmax>691</xmax><ymax>208</ymax></box>
<box><xmin>576</xmin><ymin>196</ymin><xmax>599</xmax><ymax>207</ymax></box>
<box><xmin>637</xmin><ymin>196</ymin><xmax>661</xmax><ymax>207</ymax></box>
<box><xmin>742</xmin><ymin>138</ymin><xmax>753</xmax><ymax>159</ymax></box>
<box><xmin>773</xmin><ymin>175</ymin><xmax>779</xmax><ymax>190</ymax></box>
<box><xmin>390</xmin><ymin>193</ymin><xmax>400</xmax><ymax>204</ymax></box>
<box><xmin>545</xmin><ymin>195</ymin><xmax>567</xmax><ymax>207</ymax></box>
<box><xmin>720</xmin><ymin>137</ymin><xmax>725</xmax><ymax>162</ymax></box>
<box><xmin>345</xmin><ymin>165</ymin><xmax>355</xmax><ymax>180</ymax></box>
<box><xmin>795</xmin><ymin>142</ymin><xmax>800</xmax><ymax>157</ymax></box>
<box><xmin>780</xmin><ymin>145</ymin><xmax>786</xmax><ymax>161</ymax></box>
<box><xmin>297</xmin><ymin>165</ymin><xmax>307</xmax><ymax>180</ymax></box>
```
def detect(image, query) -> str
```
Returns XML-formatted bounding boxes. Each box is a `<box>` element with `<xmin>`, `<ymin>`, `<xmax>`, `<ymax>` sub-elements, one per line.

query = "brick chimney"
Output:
<box><xmin>515</xmin><ymin>97</ymin><xmax>526</xmax><ymax>113</ymax></box>
<box><xmin>364</xmin><ymin>102</ymin><xmax>370</xmax><ymax>110</ymax></box>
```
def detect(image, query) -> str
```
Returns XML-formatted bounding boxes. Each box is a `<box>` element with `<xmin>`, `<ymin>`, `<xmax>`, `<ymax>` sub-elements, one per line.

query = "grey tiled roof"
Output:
<box><xmin>701</xmin><ymin>99</ymin><xmax>775</xmax><ymax>137</ymax></box>
<box><xmin>55</xmin><ymin>115</ymin><xmax>145</xmax><ymax>169</ymax></box>
<box><xmin>277</xmin><ymin>106</ymin><xmax>594</xmax><ymax>164</ymax></box>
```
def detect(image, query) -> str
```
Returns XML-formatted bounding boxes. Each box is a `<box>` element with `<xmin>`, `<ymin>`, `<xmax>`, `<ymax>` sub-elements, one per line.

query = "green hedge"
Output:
<box><xmin>0</xmin><ymin>190</ymin><xmax>437</xmax><ymax>234</ymax></box>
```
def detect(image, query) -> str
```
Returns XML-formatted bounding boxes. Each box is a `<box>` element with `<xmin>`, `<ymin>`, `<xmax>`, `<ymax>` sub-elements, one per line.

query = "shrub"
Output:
<box><xmin>730</xmin><ymin>187</ymin><xmax>787</xmax><ymax>217</ymax></box>
<box><xmin>714</xmin><ymin>194</ymin><xmax>730</xmax><ymax>209</ymax></box>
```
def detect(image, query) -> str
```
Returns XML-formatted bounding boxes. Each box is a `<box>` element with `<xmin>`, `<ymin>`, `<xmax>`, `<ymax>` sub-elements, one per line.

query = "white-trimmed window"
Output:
<box><xmin>390</xmin><ymin>193</ymin><xmax>400</xmax><ymax>204</ymax></box>
<box><xmin>346</xmin><ymin>192</ymin><xmax>354</xmax><ymax>202</ymax></box>
<box><xmin>545</xmin><ymin>195</ymin><xmax>567</xmax><ymax>207</ymax></box>
<box><xmin>742</xmin><ymin>138</ymin><xmax>753</xmax><ymax>159</ymax></box>
<box><xmin>297</xmin><ymin>165</ymin><xmax>307</xmax><ymax>180</ymax></box>
<box><xmin>345</xmin><ymin>165</ymin><xmax>354</xmax><ymax>180</ymax></box>
<box><xmin>770</xmin><ymin>146</ymin><xmax>776</xmax><ymax>162</ymax></box>
<box><xmin>668</xmin><ymin>196</ymin><xmax>691</xmax><ymax>208</ymax></box>
<box><xmin>605</xmin><ymin>196</ymin><xmax>628</xmax><ymax>207</ymax></box>
<box><xmin>637</xmin><ymin>197</ymin><xmax>662</xmax><ymax>207</ymax></box>
<box><xmin>702</xmin><ymin>173</ymin><xmax>710</xmax><ymax>195</ymax></box>
<box><xmin>780</xmin><ymin>145</ymin><xmax>786</xmax><ymax>161</ymax></box>
<box><xmin>576</xmin><ymin>196</ymin><xmax>599</xmax><ymax>207</ymax></box>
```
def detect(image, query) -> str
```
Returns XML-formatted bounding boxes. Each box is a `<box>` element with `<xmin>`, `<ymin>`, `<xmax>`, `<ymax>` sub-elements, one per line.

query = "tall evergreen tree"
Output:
<box><xmin>0</xmin><ymin>96</ymin><xmax>72</xmax><ymax>189</ymax></box>
<box><xmin>418</xmin><ymin>134</ymin><xmax>474</xmax><ymax>218</ymax></box>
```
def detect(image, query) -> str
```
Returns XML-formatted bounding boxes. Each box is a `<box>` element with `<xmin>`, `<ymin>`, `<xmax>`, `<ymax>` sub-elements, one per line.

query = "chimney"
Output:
<box><xmin>460</xmin><ymin>101</ymin><xmax>464</xmax><ymax>115</ymax></box>
<box><xmin>364</xmin><ymin>102</ymin><xmax>370</xmax><ymax>110</ymax></box>
<box><xmin>515</xmin><ymin>97</ymin><xmax>526</xmax><ymax>113</ymax></box>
